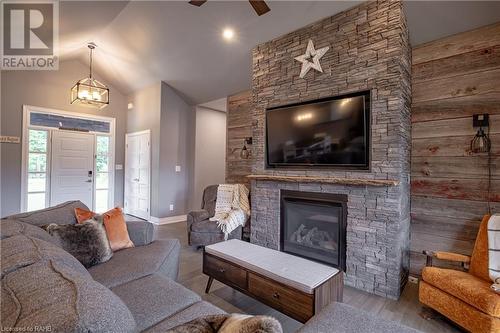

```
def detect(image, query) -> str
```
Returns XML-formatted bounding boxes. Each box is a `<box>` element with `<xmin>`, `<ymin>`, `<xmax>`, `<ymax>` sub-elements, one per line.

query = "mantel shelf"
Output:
<box><xmin>246</xmin><ymin>174</ymin><xmax>400</xmax><ymax>187</ymax></box>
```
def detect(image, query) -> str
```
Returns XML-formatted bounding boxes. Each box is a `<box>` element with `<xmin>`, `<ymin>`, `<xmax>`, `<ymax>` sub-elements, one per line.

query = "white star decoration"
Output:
<box><xmin>294</xmin><ymin>40</ymin><xmax>330</xmax><ymax>78</ymax></box>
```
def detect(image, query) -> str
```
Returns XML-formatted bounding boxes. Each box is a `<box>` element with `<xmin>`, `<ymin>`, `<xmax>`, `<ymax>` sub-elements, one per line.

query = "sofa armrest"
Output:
<box><xmin>423</xmin><ymin>250</ymin><xmax>470</xmax><ymax>269</ymax></box>
<box><xmin>126</xmin><ymin>220</ymin><xmax>156</xmax><ymax>246</ymax></box>
<box><xmin>187</xmin><ymin>210</ymin><xmax>211</xmax><ymax>228</ymax></box>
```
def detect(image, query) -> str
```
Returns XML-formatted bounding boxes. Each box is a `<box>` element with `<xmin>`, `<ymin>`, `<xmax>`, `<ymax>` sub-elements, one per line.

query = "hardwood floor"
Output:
<box><xmin>156</xmin><ymin>222</ymin><xmax>463</xmax><ymax>333</ymax></box>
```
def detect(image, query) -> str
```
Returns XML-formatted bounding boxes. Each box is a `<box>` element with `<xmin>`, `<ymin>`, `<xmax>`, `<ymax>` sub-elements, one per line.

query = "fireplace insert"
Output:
<box><xmin>280</xmin><ymin>190</ymin><xmax>347</xmax><ymax>271</ymax></box>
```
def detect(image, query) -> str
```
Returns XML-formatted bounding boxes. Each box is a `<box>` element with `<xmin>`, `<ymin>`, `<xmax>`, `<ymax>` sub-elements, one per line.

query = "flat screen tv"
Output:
<box><xmin>266</xmin><ymin>91</ymin><xmax>370</xmax><ymax>169</ymax></box>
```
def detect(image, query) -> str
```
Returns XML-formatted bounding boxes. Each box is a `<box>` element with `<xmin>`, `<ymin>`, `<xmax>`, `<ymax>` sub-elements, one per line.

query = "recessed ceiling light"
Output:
<box><xmin>222</xmin><ymin>28</ymin><xmax>234</xmax><ymax>41</ymax></box>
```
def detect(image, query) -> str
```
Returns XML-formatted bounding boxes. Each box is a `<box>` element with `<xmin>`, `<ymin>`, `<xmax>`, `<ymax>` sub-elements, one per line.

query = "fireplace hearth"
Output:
<box><xmin>280</xmin><ymin>190</ymin><xmax>347</xmax><ymax>271</ymax></box>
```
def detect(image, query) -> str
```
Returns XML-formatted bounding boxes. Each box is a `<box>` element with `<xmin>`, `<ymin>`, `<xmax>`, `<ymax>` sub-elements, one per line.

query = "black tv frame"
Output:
<box><xmin>265</xmin><ymin>90</ymin><xmax>371</xmax><ymax>170</ymax></box>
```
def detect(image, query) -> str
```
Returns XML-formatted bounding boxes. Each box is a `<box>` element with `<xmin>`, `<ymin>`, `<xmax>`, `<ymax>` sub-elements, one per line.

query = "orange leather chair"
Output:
<box><xmin>419</xmin><ymin>215</ymin><xmax>500</xmax><ymax>333</ymax></box>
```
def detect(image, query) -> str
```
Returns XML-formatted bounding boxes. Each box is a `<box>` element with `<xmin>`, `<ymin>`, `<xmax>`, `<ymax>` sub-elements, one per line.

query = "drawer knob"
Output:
<box><xmin>219</xmin><ymin>268</ymin><xmax>225</xmax><ymax>273</ymax></box>
<box><xmin>272</xmin><ymin>292</ymin><xmax>280</xmax><ymax>299</ymax></box>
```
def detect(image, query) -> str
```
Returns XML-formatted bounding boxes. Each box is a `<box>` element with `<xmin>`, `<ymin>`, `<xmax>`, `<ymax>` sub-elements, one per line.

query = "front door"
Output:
<box><xmin>50</xmin><ymin>131</ymin><xmax>94</xmax><ymax>208</ymax></box>
<box><xmin>124</xmin><ymin>130</ymin><xmax>150</xmax><ymax>220</ymax></box>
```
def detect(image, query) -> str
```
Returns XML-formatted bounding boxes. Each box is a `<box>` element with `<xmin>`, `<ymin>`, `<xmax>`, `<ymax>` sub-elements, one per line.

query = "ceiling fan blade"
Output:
<box><xmin>189</xmin><ymin>0</ymin><xmax>207</xmax><ymax>7</ymax></box>
<box><xmin>249</xmin><ymin>0</ymin><xmax>270</xmax><ymax>16</ymax></box>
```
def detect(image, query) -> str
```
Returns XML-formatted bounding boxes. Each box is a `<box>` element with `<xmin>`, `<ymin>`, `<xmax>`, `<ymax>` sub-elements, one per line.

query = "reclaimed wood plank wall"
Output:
<box><xmin>410</xmin><ymin>22</ymin><xmax>500</xmax><ymax>275</ymax></box>
<box><xmin>226</xmin><ymin>90</ymin><xmax>253</xmax><ymax>185</ymax></box>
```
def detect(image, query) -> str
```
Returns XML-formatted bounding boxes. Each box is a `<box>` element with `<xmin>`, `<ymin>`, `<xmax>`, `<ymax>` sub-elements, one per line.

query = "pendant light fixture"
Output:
<box><xmin>240</xmin><ymin>137</ymin><xmax>253</xmax><ymax>159</ymax></box>
<box><xmin>470</xmin><ymin>114</ymin><xmax>491</xmax><ymax>154</ymax></box>
<box><xmin>71</xmin><ymin>43</ymin><xmax>109</xmax><ymax>108</ymax></box>
<box><xmin>470</xmin><ymin>114</ymin><xmax>492</xmax><ymax>214</ymax></box>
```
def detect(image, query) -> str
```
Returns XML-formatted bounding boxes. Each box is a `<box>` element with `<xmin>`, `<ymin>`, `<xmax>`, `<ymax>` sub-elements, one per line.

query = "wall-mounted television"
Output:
<box><xmin>266</xmin><ymin>91</ymin><xmax>370</xmax><ymax>169</ymax></box>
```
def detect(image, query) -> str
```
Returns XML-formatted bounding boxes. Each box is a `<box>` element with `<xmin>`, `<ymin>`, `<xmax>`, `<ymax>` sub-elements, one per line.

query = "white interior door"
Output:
<box><xmin>125</xmin><ymin>130</ymin><xmax>150</xmax><ymax>220</ymax></box>
<box><xmin>50</xmin><ymin>131</ymin><xmax>94</xmax><ymax>208</ymax></box>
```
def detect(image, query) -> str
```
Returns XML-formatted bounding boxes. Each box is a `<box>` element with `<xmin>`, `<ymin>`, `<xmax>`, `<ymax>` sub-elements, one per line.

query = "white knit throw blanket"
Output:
<box><xmin>488</xmin><ymin>214</ymin><xmax>500</xmax><ymax>293</ymax></box>
<box><xmin>210</xmin><ymin>184</ymin><xmax>250</xmax><ymax>240</ymax></box>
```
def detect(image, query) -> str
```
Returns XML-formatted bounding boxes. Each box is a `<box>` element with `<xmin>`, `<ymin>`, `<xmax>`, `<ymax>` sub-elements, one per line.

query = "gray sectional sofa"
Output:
<box><xmin>1</xmin><ymin>201</ymin><xmax>421</xmax><ymax>333</ymax></box>
<box><xmin>0</xmin><ymin>201</ymin><xmax>225</xmax><ymax>332</ymax></box>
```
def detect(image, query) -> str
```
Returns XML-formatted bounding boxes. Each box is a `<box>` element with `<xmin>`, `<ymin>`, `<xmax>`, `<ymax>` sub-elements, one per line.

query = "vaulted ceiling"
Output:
<box><xmin>59</xmin><ymin>1</ymin><xmax>500</xmax><ymax>104</ymax></box>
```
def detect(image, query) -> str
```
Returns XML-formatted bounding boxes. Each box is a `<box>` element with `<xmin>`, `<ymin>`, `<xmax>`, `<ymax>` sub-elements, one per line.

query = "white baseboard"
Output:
<box><xmin>149</xmin><ymin>214</ymin><xmax>187</xmax><ymax>225</ymax></box>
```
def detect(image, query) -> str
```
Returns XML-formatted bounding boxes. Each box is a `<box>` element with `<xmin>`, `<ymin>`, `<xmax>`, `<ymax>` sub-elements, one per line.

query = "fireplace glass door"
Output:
<box><xmin>280</xmin><ymin>191</ymin><xmax>346</xmax><ymax>269</ymax></box>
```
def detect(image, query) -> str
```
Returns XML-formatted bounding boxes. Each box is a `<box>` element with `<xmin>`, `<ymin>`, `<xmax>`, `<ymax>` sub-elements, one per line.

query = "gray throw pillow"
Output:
<box><xmin>45</xmin><ymin>218</ymin><xmax>113</xmax><ymax>268</ymax></box>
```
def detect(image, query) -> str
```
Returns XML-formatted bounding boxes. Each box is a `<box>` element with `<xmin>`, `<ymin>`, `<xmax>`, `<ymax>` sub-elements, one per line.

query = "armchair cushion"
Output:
<box><xmin>187</xmin><ymin>210</ymin><xmax>211</xmax><ymax>226</ymax></box>
<box><xmin>422</xmin><ymin>266</ymin><xmax>500</xmax><ymax>317</ymax></box>
<box><xmin>190</xmin><ymin>219</ymin><xmax>221</xmax><ymax>233</ymax></box>
<box><xmin>470</xmin><ymin>214</ymin><xmax>490</xmax><ymax>282</ymax></box>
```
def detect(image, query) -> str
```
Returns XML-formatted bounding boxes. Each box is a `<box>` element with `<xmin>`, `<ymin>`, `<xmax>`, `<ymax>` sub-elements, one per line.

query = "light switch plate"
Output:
<box><xmin>175</xmin><ymin>165</ymin><xmax>181</xmax><ymax>172</ymax></box>
<box><xmin>115</xmin><ymin>164</ymin><xmax>123</xmax><ymax>170</ymax></box>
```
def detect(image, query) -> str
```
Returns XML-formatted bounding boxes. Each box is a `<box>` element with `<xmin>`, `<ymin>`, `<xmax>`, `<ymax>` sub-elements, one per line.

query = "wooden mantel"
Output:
<box><xmin>246</xmin><ymin>174</ymin><xmax>400</xmax><ymax>187</ymax></box>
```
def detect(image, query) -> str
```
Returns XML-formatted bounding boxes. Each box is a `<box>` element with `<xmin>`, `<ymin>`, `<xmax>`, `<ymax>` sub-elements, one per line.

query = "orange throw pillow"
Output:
<box><xmin>75</xmin><ymin>207</ymin><xmax>96</xmax><ymax>223</ymax></box>
<box><xmin>74</xmin><ymin>207</ymin><xmax>134</xmax><ymax>252</ymax></box>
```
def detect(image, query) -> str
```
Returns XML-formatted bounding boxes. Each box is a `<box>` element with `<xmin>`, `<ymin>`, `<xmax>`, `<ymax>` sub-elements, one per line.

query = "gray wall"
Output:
<box><xmin>158</xmin><ymin>83</ymin><xmax>195</xmax><ymax>217</ymax></box>
<box><xmin>127</xmin><ymin>82</ymin><xmax>162</xmax><ymax>217</ymax></box>
<box><xmin>193</xmin><ymin>105</ymin><xmax>226</xmax><ymax>209</ymax></box>
<box><xmin>0</xmin><ymin>59</ymin><xmax>127</xmax><ymax>216</ymax></box>
<box><xmin>127</xmin><ymin>82</ymin><xmax>195</xmax><ymax>218</ymax></box>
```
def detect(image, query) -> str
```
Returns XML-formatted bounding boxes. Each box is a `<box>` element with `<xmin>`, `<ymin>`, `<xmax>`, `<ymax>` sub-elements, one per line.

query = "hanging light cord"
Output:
<box><xmin>89</xmin><ymin>46</ymin><xmax>93</xmax><ymax>79</ymax></box>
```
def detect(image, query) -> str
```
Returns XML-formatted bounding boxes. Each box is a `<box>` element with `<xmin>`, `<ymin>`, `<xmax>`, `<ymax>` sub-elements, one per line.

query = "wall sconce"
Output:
<box><xmin>470</xmin><ymin>114</ymin><xmax>491</xmax><ymax>153</ymax></box>
<box><xmin>240</xmin><ymin>137</ymin><xmax>253</xmax><ymax>159</ymax></box>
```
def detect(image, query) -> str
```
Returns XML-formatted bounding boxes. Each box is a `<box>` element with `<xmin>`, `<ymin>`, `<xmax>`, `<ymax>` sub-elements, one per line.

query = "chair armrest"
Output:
<box><xmin>126</xmin><ymin>220</ymin><xmax>156</xmax><ymax>246</ymax></box>
<box><xmin>423</xmin><ymin>250</ymin><xmax>470</xmax><ymax>268</ymax></box>
<box><xmin>187</xmin><ymin>210</ymin><xmax>210</xmax><ymax>228</ymax></box>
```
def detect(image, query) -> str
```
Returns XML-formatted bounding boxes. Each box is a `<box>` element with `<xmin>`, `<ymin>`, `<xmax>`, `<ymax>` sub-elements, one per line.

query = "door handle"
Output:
<box><xmin>133</xmin><ymin>178</ymin><xmax>140</xmax><ymax>182</ymax></box>
<box><xmin>85</xmin><ymin>179</ymin><xmax>92</xmax><ymax>183</ymax></box>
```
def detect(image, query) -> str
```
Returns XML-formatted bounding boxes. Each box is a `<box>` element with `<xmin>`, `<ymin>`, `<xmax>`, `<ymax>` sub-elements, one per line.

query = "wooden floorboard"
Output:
<box><xmin>156</xmin><ymin>222</ymin><xmax>463</xmax><ymax>333</ymax></box>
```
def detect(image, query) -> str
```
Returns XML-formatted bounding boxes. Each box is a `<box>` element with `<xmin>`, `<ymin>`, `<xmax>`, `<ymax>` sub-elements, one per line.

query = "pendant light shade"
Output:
<box><xmin>71</xmin><ymin>43</ymin><xmax>109</xmax><ymax>109</ymax></box>
<box><xmin>470</xmin><ymin>127</ymin><xmax>491</xmax><ymax>153</ymax></box>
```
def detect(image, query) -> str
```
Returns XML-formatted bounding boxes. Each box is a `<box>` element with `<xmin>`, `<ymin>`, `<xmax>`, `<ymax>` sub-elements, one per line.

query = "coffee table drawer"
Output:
<box><xmin>203</xmin><ymin>254</ymin><xmax>247</xmax><ymax>289</ymax></box>
<box><xmin>248</xmin><ymin>272</ymin><xmax>314</xmax><ymax>323</ymax></box>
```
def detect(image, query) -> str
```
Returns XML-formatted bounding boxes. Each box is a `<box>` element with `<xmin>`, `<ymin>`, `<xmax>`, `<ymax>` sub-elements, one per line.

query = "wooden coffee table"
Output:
<box><xmin>203</xmin><ymin>239</ymin><xmax>343</xmax><ymax>323</ymax></box>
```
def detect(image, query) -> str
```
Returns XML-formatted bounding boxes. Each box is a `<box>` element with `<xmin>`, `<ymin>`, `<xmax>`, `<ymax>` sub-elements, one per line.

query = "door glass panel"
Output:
<box><xmin>95</xmin><ymin>190</ymin><xmax>109</xmax><ymax>213</ymax></box>
<box><xmin>96</xmin><ymin>136</ymin><xmax>109</xmax><ymax>154</ymax></box>
<box><xmin>96</xmin><ymin>155</ymin><xmax>108</xmax><ymax>172</ymax></box>
<box><xmin>96</xmin><ymin>172</ymin><xmax>109</xmax><ymax>189</ymax></box>
<box><xmin>28</xmin><ymin>173</ymin><xmax>46</xmax><ymax>192</ymax></box>
<box><xmin>28</xmin><ymin>154</ymin><xmax>46</xmax><ymax>172</ymax></box>
<box><xmin>29</xmin><ymin>130</ymin><xmax>47</xmax><ymax>152</ymax></box>
<box><xmin>27</xmin><ymin>193</ymin><xmax>46</xmax><ymax>211</ymax></box>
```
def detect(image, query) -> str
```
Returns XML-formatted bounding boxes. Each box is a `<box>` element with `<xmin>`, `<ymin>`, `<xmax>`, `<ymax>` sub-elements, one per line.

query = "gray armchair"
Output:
<box><xmin>187</xmin><ymin>185</ymin><xmax>245</xmax><ymax>247</ymax></box>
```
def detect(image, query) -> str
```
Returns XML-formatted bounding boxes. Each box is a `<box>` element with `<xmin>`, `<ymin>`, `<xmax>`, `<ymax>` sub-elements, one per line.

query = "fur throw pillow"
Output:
<box><xmin>45</xmin><ymin>217</ymin><xmax>113</xmax><ymax>268</ymax></box>
<box><xmin>166</xmin><ymin>314</ymin><xmax>282</xmax><ymax>333</ymax></box>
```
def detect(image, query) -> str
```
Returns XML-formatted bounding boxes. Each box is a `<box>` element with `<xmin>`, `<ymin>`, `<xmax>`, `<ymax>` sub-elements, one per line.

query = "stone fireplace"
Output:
<box><xmin>280</xmin><ymin>190</ymin><xmax>347</xmax><ymax>270</ymax></box>
<box><xmin>249</xmin><ymin>0</ymin><xmax>411</xmax><ymax>299</ymax></box>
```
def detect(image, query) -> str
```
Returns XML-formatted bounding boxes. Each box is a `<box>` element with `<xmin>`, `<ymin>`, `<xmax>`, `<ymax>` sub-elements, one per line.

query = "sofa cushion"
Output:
<box><xmin>0</xmin><ymin>219</ymin><xmax>59</xmax><ymax>245</ymax></box>
<box><xmin>88</xmin><ymin>239</ymin><xmax>181</xmax><ymax>287</ymax></box>
<box><xmin>143</xmin><ymin>301</ymin><xmax>226</xmax><ymax>333</ymax></box>
<box><xmin>422</xmin><ymin>266</ymin><xmax>500</xmax><ymax>317</ymax></box>
<box><xmin>1</xmin><ymin>260</ymin><xmax>136</xmax><ymax>332</ymax></box>
<box><xmin>191</xmin><ymin>219</ymin><xmax>222</xmax><ymax>233</ymax></box>
<box><xmin>111</xmin><ymin>274</ymin><xmax>201</xmax><ymax>331</ymax></box>
<box><xmin>126</xmin><ymin>220</ymin><xmax>156</xmax><ymax>246</ymax></box>
<box><xmin>1</xmin><ymin>235</ymin><xmax>90</xmax><ymax>277</ymax></box>
<box><xmin>3</xmin><ymin>200</ymin><xmax>88</xmax><ymax>226</ymax></box>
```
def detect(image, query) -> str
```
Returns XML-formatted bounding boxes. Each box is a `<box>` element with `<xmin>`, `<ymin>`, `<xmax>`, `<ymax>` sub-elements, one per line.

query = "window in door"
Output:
<box><xmin>95</xmin><ymin>135</ymin><xmax>111</xmax><ymax>213</ymax></box>
<box><xmin>27</xmin><ymin>129</ymin><xmax>49</xmax><ymax>211</ymax></box>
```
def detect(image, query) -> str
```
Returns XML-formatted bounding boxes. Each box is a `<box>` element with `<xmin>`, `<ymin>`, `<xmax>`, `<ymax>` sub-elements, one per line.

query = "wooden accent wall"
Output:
<box><xmin>410</xmin><ymin>22</ymin><xmax>500</xmax><ymax>275</ymax></box>
<box><xmin>226</xmin><ymin>90</ymin><xmax>253</xmax><ymax>185</ymax></box>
